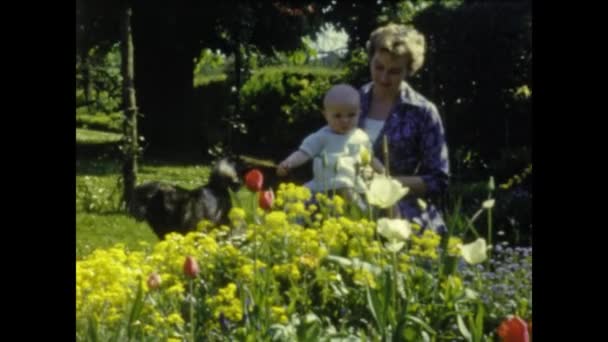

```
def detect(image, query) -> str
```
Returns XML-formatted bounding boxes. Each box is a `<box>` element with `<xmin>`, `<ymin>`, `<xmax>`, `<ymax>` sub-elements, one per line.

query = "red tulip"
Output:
<box><xmin>259</xmin><ymin>189</ymin><xmax>274</xmax><ymax>210</ymax></box>
<box><xmin>497</xmin><ymin>316</ymin><xmax>530</xmax><ymax>342</ymax></box>
<box><xmin>245</xmin><ymin>169</ymin><xmax>264</xmax><ymax>192</ymax></box>
<box><xmin>183</xmin><ymin>256</ymin><xmax>200</xmax><ymax>278</ymax></box>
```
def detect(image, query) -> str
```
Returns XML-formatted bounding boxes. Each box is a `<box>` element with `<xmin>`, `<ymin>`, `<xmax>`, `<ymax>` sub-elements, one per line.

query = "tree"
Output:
<box><xmin>120</xmin><ymin>2</ymin><xmax>140</xmax><ymax>210</ymax></box>
<box><xmin>77</xmin><ymin>1</ymin><xmax>333</xmax><ymax>158</ymax></box>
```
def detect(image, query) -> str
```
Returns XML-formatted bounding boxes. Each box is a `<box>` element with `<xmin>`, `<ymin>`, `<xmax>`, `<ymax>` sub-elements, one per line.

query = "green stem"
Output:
<box><xmin>487</xmin><ymin>208</ymin><xmax>492</xmax><ymax>268</ymax></box>
<box><xmin>189</xmin><ymin>279</ymin><xmax>195</xmax><ymax>342</ymax></box>
<box><xmin>251</xmin><ymin>191</ymin><xmax>258</xmax><ymax>297</ymax></box>
<box><xmin>392</xmin><ymin>251</ymin><xmax>400</xmax><ymax>315</ymax></box>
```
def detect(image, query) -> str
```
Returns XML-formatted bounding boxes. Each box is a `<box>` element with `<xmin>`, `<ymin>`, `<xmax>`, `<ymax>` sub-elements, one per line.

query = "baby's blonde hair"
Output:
<box><xmin>366</xmin><ymin>23</ymin><xmax>426</xmax><ymax>76</ymax></box>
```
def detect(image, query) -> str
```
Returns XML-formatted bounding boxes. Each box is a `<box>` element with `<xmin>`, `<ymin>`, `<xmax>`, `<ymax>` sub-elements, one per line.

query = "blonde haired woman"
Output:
<box><xmin>358</xmin><ymin>23</ymin><xmax>449</xmax><ymax>233</ymax></box>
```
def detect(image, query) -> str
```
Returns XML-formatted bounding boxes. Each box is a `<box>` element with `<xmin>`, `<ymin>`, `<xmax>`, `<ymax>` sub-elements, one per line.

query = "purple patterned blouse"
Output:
<box><xmin>358</xmin><ymin>81</ymin><xmax>450</xmax><ymax>233</ymax></box>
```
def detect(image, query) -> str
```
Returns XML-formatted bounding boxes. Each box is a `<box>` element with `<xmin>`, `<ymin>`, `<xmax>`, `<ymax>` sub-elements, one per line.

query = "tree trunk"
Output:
<box><xmin>121</xmin><ymin>4</ymin><xmax>139</xmax><ymax>210</ymax></box>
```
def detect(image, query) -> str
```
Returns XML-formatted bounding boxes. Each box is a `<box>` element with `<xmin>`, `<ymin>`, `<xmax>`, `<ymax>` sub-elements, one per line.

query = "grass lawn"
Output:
<box><xmin>76</xmin><ymin>152</ymin><xmax>213</xmax><ymax>259</ymax></box>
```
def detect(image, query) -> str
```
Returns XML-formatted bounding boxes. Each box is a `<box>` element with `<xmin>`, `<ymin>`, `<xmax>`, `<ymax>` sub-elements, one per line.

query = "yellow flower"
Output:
<box><xmin>167</xmin><ymin>282</ymin><xmax>185</xmax><ymax>296</ymax></box>
<box><xmin>167</xmin><ymin>312</ymin><xmax>184</xmax><ymax>326</ymax></box>
<box><xmin>295</xmin><ymin>186</ymin><xmax>311</xmax><ymax>202</ymax></box>
<box><xmin>206</xmin><ymin>283</ymin><xmax>243</xmax><ymax>322</ymax></box>
<box><xmin>298</xmin><ymin>254</ymin><xmax>319</xmax><ymax>268</ymax></box>
<box><xmin>410</xmin><ymin>230</ymin><xmax>441</xmax><ymax>260</ymax></box>
<box><xmin>441</xmin><ymin>275</ymin><xmax>463</xmax><ymax>293</ymax></box>
<box><xmin>228</xmin><ymin>207</ymin><xmax>246</xmax><ymax>223</ymax></box>
<box><xmin>271</xmin><ymin>306</ymin><xmax>289</xmax><ymax>324</ymax></box>
<box><xmin>265</xmin><ymin>211</ymin><xmax>288</xmax><ymax>229</ymax></box>
<box><xmin>353</xmin><ymin>269</ymin><xmax>378</xmax><ymax>289</ymax></box>
<box><xmin>239</xmin><ymin>263</ymin><xmax>254</xmax><ymax>279</ymax></box>
<box><xmin>359</xmin><ymin>145</ymin><xmax>371</xmax><ymax>165</ymax></box>
<box><xmin>447</xmin><ymin>237</ymin><xmax>463</xmax><ymax>257</ymax></box>
<box><xmin>398</xmin><ymin>254</ymin><xmax>412</xmax><ymax>272</ymax></box>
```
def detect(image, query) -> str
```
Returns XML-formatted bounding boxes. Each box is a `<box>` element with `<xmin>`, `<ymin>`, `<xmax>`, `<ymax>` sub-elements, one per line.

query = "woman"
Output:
<box><xmin>359</xmin><ymin>23</ymin><xmax>449</xmax><ymax>233</ymax></box>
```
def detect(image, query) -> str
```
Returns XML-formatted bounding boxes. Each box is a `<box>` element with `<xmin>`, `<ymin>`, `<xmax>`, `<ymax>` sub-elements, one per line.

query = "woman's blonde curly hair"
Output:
<box><xmin>366</xmin><ymin>23</ymin><xmax>426</xmax><ymax>76</ymax></box>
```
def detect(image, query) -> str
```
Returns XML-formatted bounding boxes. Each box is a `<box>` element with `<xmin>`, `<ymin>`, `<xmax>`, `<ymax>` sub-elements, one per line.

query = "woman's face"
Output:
<box><xmin>370</xmin><ymin>49</ymin><xmax>408</xmax><ymax>99</ymax></box>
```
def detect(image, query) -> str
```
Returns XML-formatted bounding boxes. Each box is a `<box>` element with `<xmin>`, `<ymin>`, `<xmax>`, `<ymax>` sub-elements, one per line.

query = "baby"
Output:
<box><xmin>277</xmin><ymin>84</ymin><xmax>384</xmax><ymax>198</ymax></box>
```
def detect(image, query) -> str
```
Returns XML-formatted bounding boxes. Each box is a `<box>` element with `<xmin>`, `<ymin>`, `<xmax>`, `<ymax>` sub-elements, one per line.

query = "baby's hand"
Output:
<box><xmin>361</xmin><ymin>165</ymin><xmax>374</xmax><ymax>180</ymax></box>
<box><xmin>277</xmin><ymin>161</ymin><xmax>289</xmax><ymax>177</ymax></box>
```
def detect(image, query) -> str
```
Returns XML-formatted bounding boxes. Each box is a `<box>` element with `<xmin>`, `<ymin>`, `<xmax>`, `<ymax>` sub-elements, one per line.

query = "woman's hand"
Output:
<box><xmin>394</xmin><ymin>175</ymin><xmax>428</xmax><ymax>197</ymax></box>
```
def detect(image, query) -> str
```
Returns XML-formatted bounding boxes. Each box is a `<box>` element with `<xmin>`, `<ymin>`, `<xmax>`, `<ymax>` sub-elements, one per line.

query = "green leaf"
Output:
<box><xmin>228</xmin><ymin>187</ymin><xmax>240</xmax><ymax>208</ymax></box>
<box><xmin>406</xmin><ymin>315</ymin><xmax>436</xmax><ymax>336</ymax></box>
<box><xmin>87</xmin><ymin>316</ymin><xmax>98</xmax><ymax>342</ymax></box>
<box><xmin>382</xmin><ymin>269</ymin><xmax>394</xmax><ymax>326</ymax></box>
<box><xmin>366</xmin><ymin>286</ymin><xmax>385</xmax><ymax>334</ymax></box>
<box><xmin>403</xmin><ymin>327</ymin><xmax>417</xmax><ymax>341</ymax></box>
<box><xmin>393</xmin><ymin>313</ymin><xmax>408</xmax><ymax>342</ymax></box>
<box><xmin>457</xmin><ymin>314</ymin><xmax>472</xmax><ymax>342</ymax></box>
<box><xmin>127</xmin><ymin>279</ymin><xmax>145</xmax><ymax>340</ymax></box>
<box><xmin>474</xmin><ymin>303</ymin><xmax>485</xmax><ymax>341</ymax></box>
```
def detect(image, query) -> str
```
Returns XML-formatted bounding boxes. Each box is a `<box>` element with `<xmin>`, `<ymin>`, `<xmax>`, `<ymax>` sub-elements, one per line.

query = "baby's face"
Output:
<box><xmin>324</xmin><ymin>102</ymin><xmax>360</xmax><ymax>134</ymax></box>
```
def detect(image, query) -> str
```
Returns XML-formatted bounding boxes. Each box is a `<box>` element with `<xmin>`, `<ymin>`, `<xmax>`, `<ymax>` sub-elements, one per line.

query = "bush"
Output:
<box><xmin>76</xmin><ymin>43</ymin><xmax>123</xmax><ymax>114</ymax></box>
<box><xmin>235</xmin><ymin>65</ymin><xmax>346</xmax><ymax>160</ymax></box>
<box><xmin>76</xmin><ymin>110</ymin><xmax>124</xmax><ymax>132</ymax></box>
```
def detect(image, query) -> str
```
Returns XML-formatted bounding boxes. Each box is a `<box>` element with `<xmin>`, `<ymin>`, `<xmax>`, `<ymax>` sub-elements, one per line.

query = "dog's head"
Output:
<box><xmin>207</xmin><ymin>158</ymin><xmax>241</xmax><ymax>193</ymax></box>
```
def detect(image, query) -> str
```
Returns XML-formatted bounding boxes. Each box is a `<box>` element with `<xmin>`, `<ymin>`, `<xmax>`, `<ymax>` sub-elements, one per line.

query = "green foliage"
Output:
<box><xmin>193</xmin><ymin>73</ymin><xmax>228</xmax><ymax>87</ymax></box>
<box><xmin>341</xmin><ymin>47</ymin><xmax>369</xmax><ymax>87</ymax></box>
<box><xmin>76</xmin><ymin>110</ymin><xmax>124</xmax><ymax>132</ymax></box>
<box><xmin>76</xmin><ymin>213</ymin><xmax>157</xmax><ymax>259</ymax></box>
<box><xmin>377</xmin><ymin>0</ymin><xmax>464</xmax><ymax>25</ymax></box>
<box><xmin>76</xmin><ymin>128</ymin><xmax>123</xmax><ymax>144</ymax></box>
<box><xmin>236</xmin><ymin>65</ymin><xmax>345</xmax><ymax>159</ymax></box>
<box><xmin>76</xmin><ymin>43</ymin><xmax>123</xmax><ymax>114</ymax></box>
<box><xmin>269</xmin><ymin>38</ymin><xmax>319</xmax><ymax>67</ymax></box>
<box><xmin>193</xmin><ymin>48</ymin><xmax>228</xmax><ymax>87</ymax></box>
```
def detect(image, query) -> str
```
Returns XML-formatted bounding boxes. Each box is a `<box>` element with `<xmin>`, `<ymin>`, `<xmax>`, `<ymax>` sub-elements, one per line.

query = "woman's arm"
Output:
<box><xmin>395</xmin><ymin>104</ymin><xmax>449</xmax><ymax>199</ymax></box>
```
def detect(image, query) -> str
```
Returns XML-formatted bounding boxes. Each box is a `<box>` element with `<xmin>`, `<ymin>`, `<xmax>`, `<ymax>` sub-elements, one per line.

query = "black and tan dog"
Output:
<box><xmin>130</xmin><ymin>159</ymin><xmax>241</xmax><ymax>239</ymax></box>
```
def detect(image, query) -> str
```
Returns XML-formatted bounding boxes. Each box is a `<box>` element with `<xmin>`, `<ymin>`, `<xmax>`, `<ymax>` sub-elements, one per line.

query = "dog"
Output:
<box><xmin>130</xmin><ymin>158</ymin><xmax>241</xmax><ymax>239</ymax></box>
